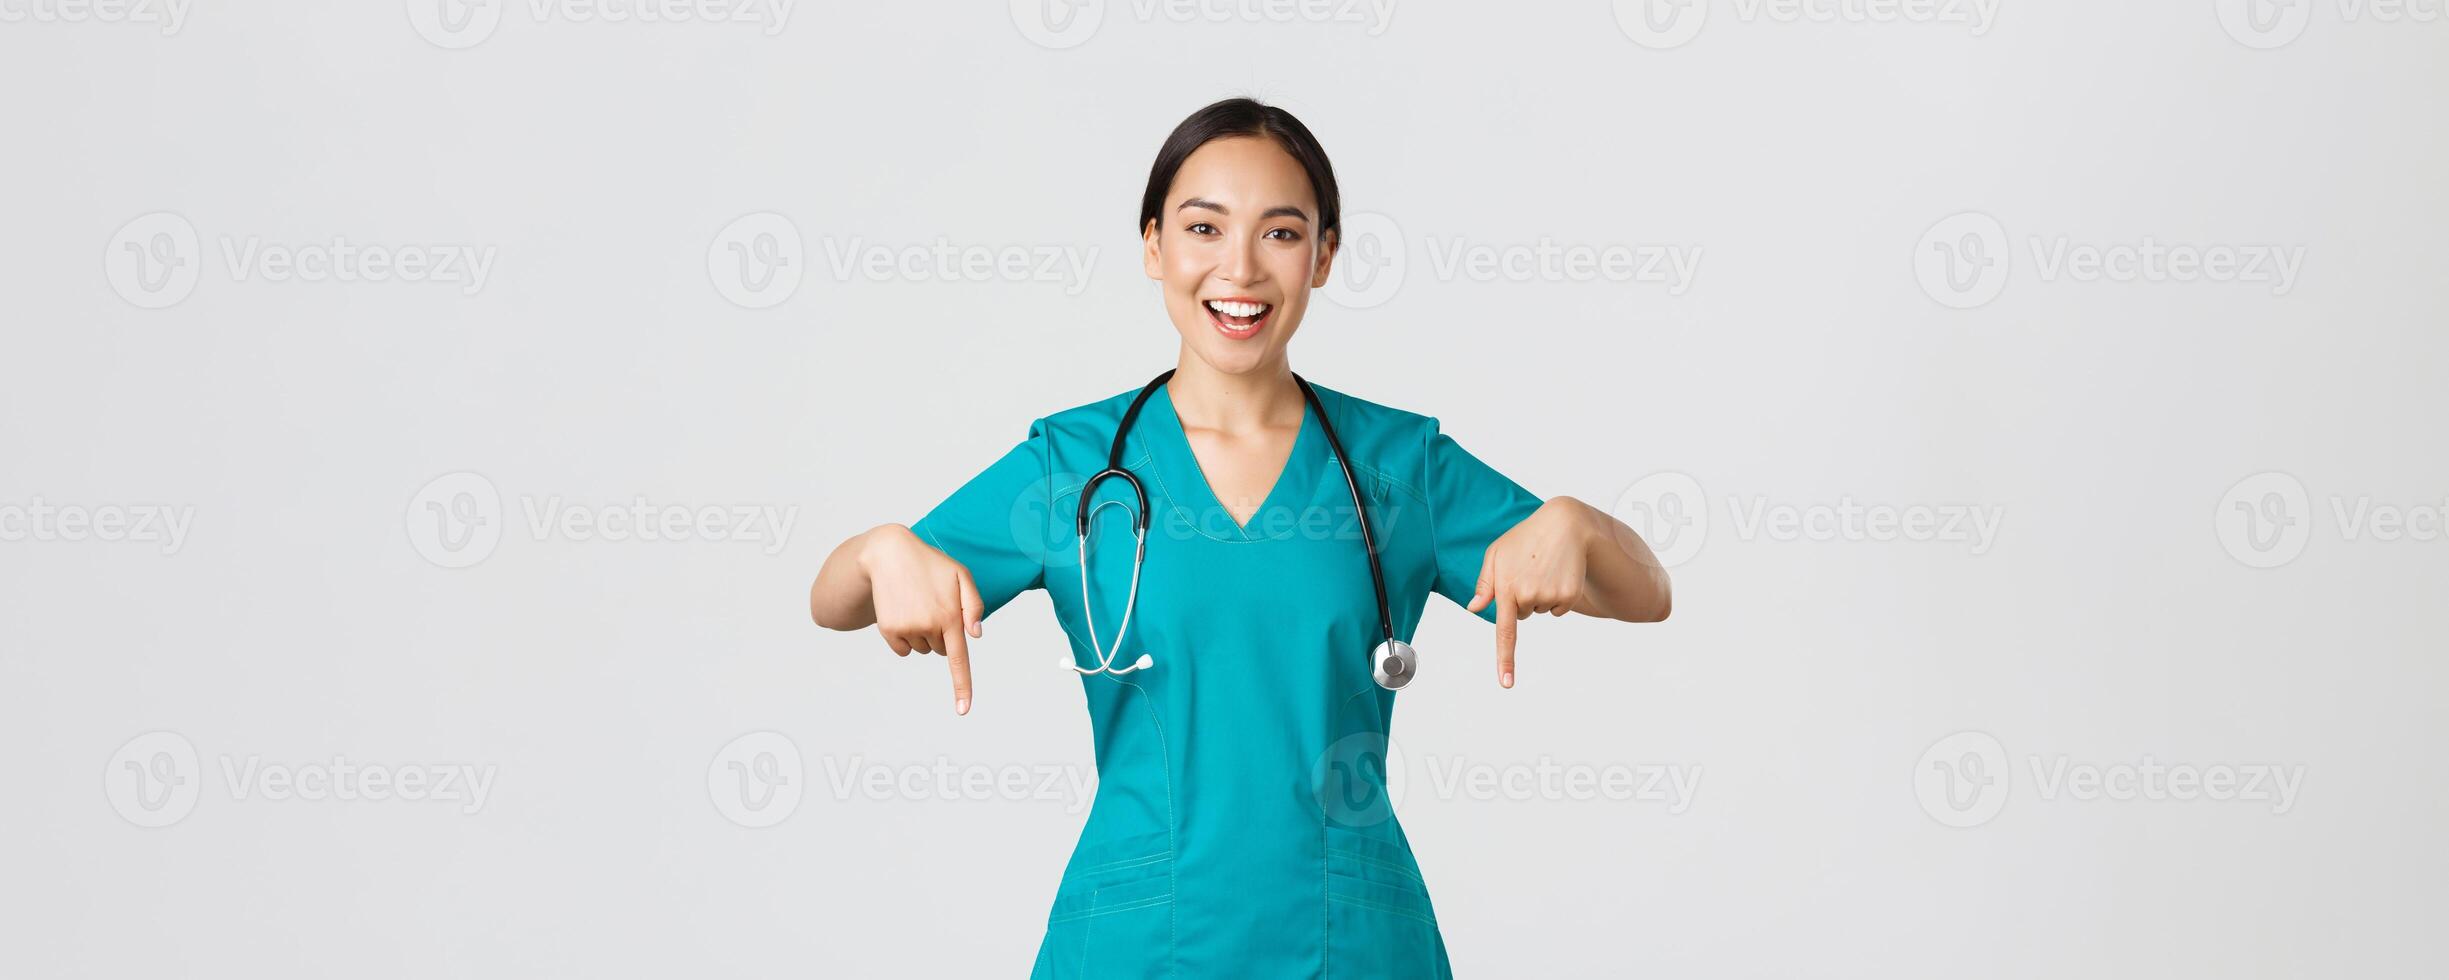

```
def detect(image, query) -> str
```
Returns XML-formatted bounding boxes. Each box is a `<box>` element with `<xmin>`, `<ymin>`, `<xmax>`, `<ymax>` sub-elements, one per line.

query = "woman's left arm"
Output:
<box><xmin>1465</xmin><ymin>496</ymin><xmax>1672</xmax><ymax>685</ymax></box>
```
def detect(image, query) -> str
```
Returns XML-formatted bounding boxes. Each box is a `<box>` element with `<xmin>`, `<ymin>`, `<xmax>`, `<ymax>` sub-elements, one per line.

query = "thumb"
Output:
<box><xmin>1464</xmin><ymin>554</ymin><xmax>1495</xmax><ymax>613</ymax></box>
<box><xmin>957</xmin><ymin>567</ymin><xmax>985</xmax><ymax>639</ymax></box>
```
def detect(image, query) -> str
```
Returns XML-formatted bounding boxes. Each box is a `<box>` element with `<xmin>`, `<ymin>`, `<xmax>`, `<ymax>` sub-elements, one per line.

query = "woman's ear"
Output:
<box><xmin>1142</xmin><ymin>219</ymin><xmax>1163</xmax><ymax>280</ymax></box>
<box><xmin>1310</xmin><ymin>228</ymin><xmax>1340</xmax><ymax>288</ymax></box>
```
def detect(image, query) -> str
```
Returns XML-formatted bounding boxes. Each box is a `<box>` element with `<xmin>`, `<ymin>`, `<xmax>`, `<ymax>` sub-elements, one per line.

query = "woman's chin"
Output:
<box><xmin>1185</xmin><ymin>340</ymin><xmax>1278</xmax><ymax>375</ymax></box>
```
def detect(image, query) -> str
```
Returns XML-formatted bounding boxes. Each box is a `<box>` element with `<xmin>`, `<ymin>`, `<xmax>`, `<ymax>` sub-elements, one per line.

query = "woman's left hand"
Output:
<box><xmin>1466</xmin><ymin>496</ymin><xmax>1673</xmax><ymax>688</ymax></box>
<box><xmin>1466</xmin><ymin>498</ymin><xmax>1594</xmax><ymax>688</ymax></box>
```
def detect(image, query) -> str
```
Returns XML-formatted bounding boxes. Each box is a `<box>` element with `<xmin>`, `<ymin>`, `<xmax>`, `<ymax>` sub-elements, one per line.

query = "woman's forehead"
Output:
<box><xmin>1168</xmin><ymin>137</ymin><xmax>1316</xmax><ymax>213</ymax></box>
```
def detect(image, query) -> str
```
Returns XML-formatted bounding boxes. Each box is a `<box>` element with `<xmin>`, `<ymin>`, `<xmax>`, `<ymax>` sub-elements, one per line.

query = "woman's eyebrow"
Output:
<box><xmin>1175</xmin><ymin>198</ymin><xmax>1313</xmax><ymax>223</ymax></box>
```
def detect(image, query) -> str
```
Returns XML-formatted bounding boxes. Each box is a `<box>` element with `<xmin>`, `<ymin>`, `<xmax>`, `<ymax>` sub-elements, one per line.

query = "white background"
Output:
<box><xmin>3</xmin><ymin>1</ymin><xmax>2444</xmax><ymax>977</ymax></box>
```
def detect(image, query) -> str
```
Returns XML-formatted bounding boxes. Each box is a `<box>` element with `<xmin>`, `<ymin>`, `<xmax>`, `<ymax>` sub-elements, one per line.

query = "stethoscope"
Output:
<box><xmin>1060</xmin><ymin>369</ymin><xmax>1419</xmax><ymax>690</ymax></box>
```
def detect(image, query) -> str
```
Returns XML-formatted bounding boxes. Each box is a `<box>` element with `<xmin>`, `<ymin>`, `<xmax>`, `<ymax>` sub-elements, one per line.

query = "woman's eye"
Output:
<box><xmin>1187</xmin><ymin>222</ymin><xmax>1217</xmax><ymax>236</ymax></box>
<box><xmin>1265</xmin><ymin>227</ymin><xmax>1302</xmax><ymax>241</ymax></box>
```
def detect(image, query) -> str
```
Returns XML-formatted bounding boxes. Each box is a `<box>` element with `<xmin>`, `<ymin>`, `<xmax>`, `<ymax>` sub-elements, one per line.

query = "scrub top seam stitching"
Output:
<box><xmin>1100</xmin><ymin>671</ymin><xmax>1178</xmax><ymax>976</ymax></box>
<box><xmin>1420</xmin><ymin>418</ymin><xmax>1450</xmax><ymax>603</ymax></box>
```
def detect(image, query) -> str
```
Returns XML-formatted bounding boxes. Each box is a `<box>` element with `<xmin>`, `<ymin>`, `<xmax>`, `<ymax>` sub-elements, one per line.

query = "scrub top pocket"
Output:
<box><xmin>1324</xmin><ymin>826</ymin><xmax>1451</xmax><ymax>979</ymax></box>
<box><xmin>1033</xmin><ymin>833</ymin><xmax>1175</xmax><ymax>980</ymax></box>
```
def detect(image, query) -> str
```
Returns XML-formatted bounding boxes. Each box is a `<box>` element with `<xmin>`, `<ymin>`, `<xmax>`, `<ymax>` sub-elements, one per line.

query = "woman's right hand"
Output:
<box><xmin>858</xmin><ymin>524</ymin><xmax>986</xmax><ymax>715</ymax></box>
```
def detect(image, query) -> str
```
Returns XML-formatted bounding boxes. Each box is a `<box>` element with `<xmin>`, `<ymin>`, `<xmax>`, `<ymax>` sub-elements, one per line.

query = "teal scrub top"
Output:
<box><xmin>910</xmin><ymin>376</ymin><xmax>1542</xmax><ymax>979</ymax></box>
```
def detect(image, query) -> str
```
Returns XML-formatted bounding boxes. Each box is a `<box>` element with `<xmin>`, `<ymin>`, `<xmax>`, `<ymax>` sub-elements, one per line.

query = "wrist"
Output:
<box><xmin>857</xmin><ymin>523</ymin><xmax>915</xmax><ymax>576</ymax></box>
<box><xmin>1542</xmin><ymin>495</ymin><xmax>1602</xmax><ymax>544</ymax></box>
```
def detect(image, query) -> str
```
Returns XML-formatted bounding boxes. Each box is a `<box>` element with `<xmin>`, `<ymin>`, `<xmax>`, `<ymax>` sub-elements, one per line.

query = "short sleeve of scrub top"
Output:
<box><xmin>906</xmin><ymin>418</ymin><xmax>1053</xmax><ymax>621</ymax></box>
<box><xmin>1424</xmin><ymin>418</ymin><xmax>1545</xmax><ymax>624</ymax></box>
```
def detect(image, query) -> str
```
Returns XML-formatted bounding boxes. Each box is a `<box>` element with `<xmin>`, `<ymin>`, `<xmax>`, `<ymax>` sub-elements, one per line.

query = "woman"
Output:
<box><xmin>809</xmin><ymin>97</ymin><xmax>1671</xmax><ymax>978</ymax></box>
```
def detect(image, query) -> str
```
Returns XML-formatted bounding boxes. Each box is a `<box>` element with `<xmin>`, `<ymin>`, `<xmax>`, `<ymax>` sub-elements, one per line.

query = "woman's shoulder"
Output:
<box><xmin>1300</xmin><ymin>376</ymin><xmax>1438</xmax><ymax>435</ymax></box>
<box><xmin>1030</xmin><ymin>382</ymin><xmax>1150</xmax><ymax>439</ymax></box>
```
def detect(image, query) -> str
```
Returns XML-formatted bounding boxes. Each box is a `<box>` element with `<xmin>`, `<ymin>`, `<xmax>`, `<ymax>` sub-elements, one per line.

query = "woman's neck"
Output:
<box><xmin>1167</xmin><ymin>349</ymin><xmax>1302</xmax><ymax>436</ymax></box>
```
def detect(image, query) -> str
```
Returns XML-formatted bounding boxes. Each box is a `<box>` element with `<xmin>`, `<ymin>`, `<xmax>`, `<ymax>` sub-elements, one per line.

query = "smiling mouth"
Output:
<box><xmin>1204</xmin><ymin>299</ymin><xmax>1273</xmax><ymax>339</ymax></box>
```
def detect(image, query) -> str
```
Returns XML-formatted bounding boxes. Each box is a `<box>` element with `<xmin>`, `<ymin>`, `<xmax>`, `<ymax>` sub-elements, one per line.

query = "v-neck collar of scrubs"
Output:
<box><xmin>1143</xmin><ymin>380</ymin><xmax>1327</xmax><ymax>542</ymax></box>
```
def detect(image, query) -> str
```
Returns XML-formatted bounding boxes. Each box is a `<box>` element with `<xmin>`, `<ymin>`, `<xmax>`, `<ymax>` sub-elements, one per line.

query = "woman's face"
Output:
<box><xmin>1142</xmin><ymin>135</ymin><xmax>1337</xmax><ymax>377</ymax></box>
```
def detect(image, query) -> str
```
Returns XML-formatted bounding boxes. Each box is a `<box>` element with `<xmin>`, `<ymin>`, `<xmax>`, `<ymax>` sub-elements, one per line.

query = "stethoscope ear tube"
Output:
<box><xmin>1292</xmin><ymin>373</ymin><xmax>1398</xmax><ymax>659</ymax></box>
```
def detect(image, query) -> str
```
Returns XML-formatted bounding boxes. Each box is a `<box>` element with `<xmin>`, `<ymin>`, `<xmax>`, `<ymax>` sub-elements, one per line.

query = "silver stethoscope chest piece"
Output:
<box><xmin>1371</xmin><ymin>639</ymin><xmax>1418</xmax><ymax>690</ymax></box>
<box><xmin>1067</xmin><ymin>369</ymin><xmax>1420</xmax><ymax>691</ymax></box>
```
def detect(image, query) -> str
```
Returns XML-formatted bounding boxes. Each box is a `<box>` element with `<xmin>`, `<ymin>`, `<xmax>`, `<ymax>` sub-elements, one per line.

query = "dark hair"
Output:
<box><xmin>1138</xmin><ymin>97</ymin><xmax>1341</xmax><ymax>245</ymax></box>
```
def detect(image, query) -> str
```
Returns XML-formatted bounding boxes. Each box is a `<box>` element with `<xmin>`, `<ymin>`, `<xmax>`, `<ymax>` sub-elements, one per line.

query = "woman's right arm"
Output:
<box><xmin>810</xmin><ymin>522</ymin><xmax>986</xmax><ymax>714</ymax></box>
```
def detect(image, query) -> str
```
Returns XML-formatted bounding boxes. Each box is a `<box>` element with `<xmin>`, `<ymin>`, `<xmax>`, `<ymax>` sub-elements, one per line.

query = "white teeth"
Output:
<box><xmin>1205</xmin><ymin>300</ymin><xmax>1268</xmax><ymax>318</ymax></box>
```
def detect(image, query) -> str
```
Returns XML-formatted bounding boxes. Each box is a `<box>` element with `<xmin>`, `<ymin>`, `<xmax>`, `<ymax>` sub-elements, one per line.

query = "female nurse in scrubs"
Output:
<box><xmin>809</xmin><ymin>98</ymin><xmax>1672</xmax><ymax>978</ymax></box>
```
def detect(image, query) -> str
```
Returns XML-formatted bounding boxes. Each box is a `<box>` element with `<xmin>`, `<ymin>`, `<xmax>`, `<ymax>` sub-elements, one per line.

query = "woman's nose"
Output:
<box><xmin>1218</xmin><ymin>232</ymin><xmax>1259</xmax><ymax>283</ymax></box>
